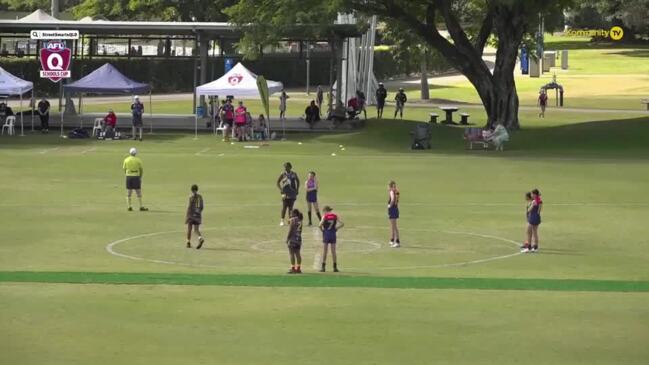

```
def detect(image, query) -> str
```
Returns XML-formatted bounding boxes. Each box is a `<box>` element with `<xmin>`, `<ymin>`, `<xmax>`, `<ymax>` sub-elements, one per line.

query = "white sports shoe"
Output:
<box><xmin>279</xmin><ymin>220</ymin><xmax>285</xmax><ymax>226</ymax></box>
<box><xmin>392</xmin><ymin>243</ymin><xmax>401</xmax><ymax>248</ymax></box>
<box><xmin>389</xmin><ymin>241</ymin><xmax>395</xmax><ymax>247</ymax></box>
<box><xmin>521</xmin><ymin>247</ymin><xmax>530</xmax><ymax>253</ymax></box>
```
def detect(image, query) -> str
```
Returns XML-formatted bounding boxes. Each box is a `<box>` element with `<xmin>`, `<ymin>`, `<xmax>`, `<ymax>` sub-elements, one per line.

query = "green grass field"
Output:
<box><xmin>2</xmin><ymin>36</ymin><xmax>649</xmax><ymax>364</ymax></box>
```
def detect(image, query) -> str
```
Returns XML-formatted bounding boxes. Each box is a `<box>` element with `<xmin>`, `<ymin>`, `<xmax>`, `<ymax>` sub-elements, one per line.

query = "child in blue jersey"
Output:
<box><xmin>286</xmin><ymin>209</ymin><xmax>304</xmax><ymax>274</ymax></box>
<box><xmin>388</xmin><ymin>181</ymin><xmax>401</xmax><ymax>247</ymax></box>
<box><xmin>319</xmin><ymin>206</ymin><xmax>344</xmax><ymax>272</ymax></box>
<box><xmin>305</xmin><ymin>171</ymin><xmax>322</xmax><ymax>226</ymax></box>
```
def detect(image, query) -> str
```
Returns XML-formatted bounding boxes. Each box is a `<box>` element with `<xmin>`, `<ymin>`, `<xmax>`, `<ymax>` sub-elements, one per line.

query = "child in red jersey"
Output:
<box><xmin>319</xmin><ymin>206</ymin><xmax>344</xmax><ymax>272</ymax></box>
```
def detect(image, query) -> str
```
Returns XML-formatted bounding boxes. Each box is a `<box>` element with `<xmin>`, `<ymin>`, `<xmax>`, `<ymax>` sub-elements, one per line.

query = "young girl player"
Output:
<box><xmin>305</xmin><ymin>171</ymin><xmax>322</xmax><ymax>226</ymax></box>
<box><xmin>319</xmin><ymin>206</ymin><xmax>344</xmax><ymax>272</ymax></box>
<box><xmin>521</xmin><ymin>192</ymin><xmax>533</xmax><ymax>251</ymax></box>
<box><xmin>388</xmin><ymin>181</ymin><xmax>401</xmax><ymax>248</ymax></box>
<box><xmin>185</xmin><ymin>184</ymin><xmax>205</xmax><ymax>249</ymax></box>
<box><xmin>523</xmin><ymin>189</ymin><xmax>543</xmax><ymax>253</ymax></box>
<box><xmin>286</xmin><ymin>209</ymin><xmax>304</xmax><ymax>274</ymax></box>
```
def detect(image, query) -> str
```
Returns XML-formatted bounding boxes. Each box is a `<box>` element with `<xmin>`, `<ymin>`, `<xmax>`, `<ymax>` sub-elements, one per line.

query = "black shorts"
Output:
<box><xmin>282</xmin><ymin>198</ymin><xmax>296</xmax><ymax>210</ymax></box>
<box><xmin>186</xmin><ymin>216</ymin><xmax>202</xmax><ymax>225</ymax></box>
<box><xmin>225</xmin><ymin>119</ymin><xmax>233</xmax><ymax>127</ymax></box>
<box><xmin>288</xmin><ymin>241</ymin><xmax>302</xmax><ymax>250</ymax></box>
<box><xmin>126</xmin><ymin>176</ymin><xmax>141</xmax><ymax>190</ymax></box>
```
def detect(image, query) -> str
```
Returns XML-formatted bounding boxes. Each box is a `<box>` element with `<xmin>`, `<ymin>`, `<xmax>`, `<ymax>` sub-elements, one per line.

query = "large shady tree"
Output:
<box><xmin>229</xmin><ymin>0</ymin><xmax>572</xmax><ymax>129</ymax></box>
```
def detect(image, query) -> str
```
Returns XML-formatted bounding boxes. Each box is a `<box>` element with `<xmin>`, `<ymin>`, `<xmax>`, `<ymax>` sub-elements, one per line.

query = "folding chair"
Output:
<box><xmin>92</xmin><ymin>118</ymin><xmax>103</xmax><ymax>137</ymax></box>
<box><xmin>1</xmin><ymin>116</ymin><xmax>16</xmax><ymax>136</ymax></box>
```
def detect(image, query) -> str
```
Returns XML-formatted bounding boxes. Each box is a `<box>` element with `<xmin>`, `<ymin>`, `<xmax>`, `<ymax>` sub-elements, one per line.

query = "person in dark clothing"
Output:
<box><xmin>286</xmin><ymin>209</ymin><xmax>304</xmax><ymax>274</ymax></box>
<box><xmin>394</xmin><ymin>88</ymin><xmax>407</xmax><ymax>119</ymax></box>
<box><xmin>276</xmin><ymin>162</ymin><xmax>300</xmax><ymax>226</ymax></box>
<box><xmin>375</xmin><ymin>83</ymin><xmax>387</xmax><ymax>118</ymax></box>
<box><xmin>304</xmin><ymin>100</ymin><xmax>320</xmax><ymax>129</ymax></box>
<box><xmin>37</xmin><ymin>98</ymin><xmax>50</xmax><ymax>133</ymax></box>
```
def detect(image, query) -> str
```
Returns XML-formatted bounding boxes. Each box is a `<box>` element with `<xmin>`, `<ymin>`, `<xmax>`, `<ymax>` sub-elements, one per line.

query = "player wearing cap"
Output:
<box><xmin>131</xmin><ymin>96</ymin><xmax>145</xmax><ymax>141</ymax></box>
<box><xmin>122</xmin><ymin>147</ymin><xmax>148</xmax><ymax>211</ymax></box>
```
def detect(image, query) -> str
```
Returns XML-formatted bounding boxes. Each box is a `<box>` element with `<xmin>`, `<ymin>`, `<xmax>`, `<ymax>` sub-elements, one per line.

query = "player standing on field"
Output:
<box><xmin>286</xmin><ymin>209</ymin><xmax>303</xmax><ymax>274</ymax></box>
<box><xmin>122</xmin><ymin>148</ymin><xmax>148</xmax><ymax>212</ymax></box>
<box><xmin>319</xmin><ymin>206</ymin><xmax>344</xmax><ymax>272</ymax></box>
<box><xmin>388</xmin><ymin>181</ymin><xmax>400</xmax><ymax>247</ymax></box>
<box><xmin>277</xmin><ymin>162</ymin><xmax>299</xmax><ymax>226</ymax></box>
<box><xmin>185</xmin><ymin>184</ymin><xmax>205</xmax><ymax>249</ymax></box>
<box><xmin>305</xmin><ymin>171</ymin><xmax>322</xmax><ymax>226</ymax></box>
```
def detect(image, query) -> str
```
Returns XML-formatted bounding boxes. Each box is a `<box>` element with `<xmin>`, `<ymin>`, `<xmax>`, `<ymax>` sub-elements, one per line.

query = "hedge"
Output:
<box><xmin>0</xmin><ymin>51</ymin><xmax>450</xmax><ymax>96</ymax></box>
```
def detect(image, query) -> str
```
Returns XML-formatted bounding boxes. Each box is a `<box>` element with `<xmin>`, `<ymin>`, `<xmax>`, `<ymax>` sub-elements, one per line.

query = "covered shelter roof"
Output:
<box><xmin>0</xmin><ymin>66</ymin><xmax>33</xmax><ymax>95</ymax></box>
<box><xmin>63</xmin><ymin>63</ymin><xmax>150</xmax><ymax>94</ymax></box>
<box><xmin>0</xmin><ymin>17</ymin><xmax>363</xmax><ymax>39</ymax></box>
<box><xmin>18</xmin><ymin>9</ymin><xmax>60</xmax><ymax>22</ymax></box>
<box><xmin>196</xmin><ymin>62</ymin><xmax>283</xmax><ymax>97</ymax></box>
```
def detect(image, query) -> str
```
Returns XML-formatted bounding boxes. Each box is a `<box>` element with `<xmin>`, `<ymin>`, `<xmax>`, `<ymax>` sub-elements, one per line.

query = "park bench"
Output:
<box><xmin>429</xmin><ymin>112</ymin><xmax>439</xmax><ymax>124</ymax></box>
<box><xmin>460</xmin><ymin>112</ymin><xmax>470</xmax><ymax>125</ymax></box>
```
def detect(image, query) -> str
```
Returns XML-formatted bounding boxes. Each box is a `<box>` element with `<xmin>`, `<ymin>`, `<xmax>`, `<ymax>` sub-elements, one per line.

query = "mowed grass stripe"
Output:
<box><xmin>1</xmin><ymin>271</ymin><xmax>648</xmax><ymax>292</ymax></box>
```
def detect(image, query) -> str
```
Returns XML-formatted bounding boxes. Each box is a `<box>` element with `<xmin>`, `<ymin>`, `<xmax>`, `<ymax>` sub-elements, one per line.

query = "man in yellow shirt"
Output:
<box><xmin>122</xmin><ymin>147</ymin><xmax>148</xmax><ymax>211</ymax></box>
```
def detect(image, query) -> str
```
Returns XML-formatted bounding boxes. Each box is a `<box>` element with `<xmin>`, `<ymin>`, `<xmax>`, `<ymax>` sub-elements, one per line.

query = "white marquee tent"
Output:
<box><xmin>0</xmin><ymin>66</ymin><xmax>34</xmax><ymax>136</ymax></box>
<box><xmin>194</xmin><ymin>62</ymin><xmax>283</xmax><ymax>137</ymax></box>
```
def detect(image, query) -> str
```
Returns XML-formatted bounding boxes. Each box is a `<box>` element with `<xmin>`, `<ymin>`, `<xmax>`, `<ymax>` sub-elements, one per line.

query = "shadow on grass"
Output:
<box><xmin>546</xmin><ymin>39</ymin><xmax>649</xmax><ymax>51</ymax></box>
<box><xmin>0</xmin><ymin>131</ymin><xmax>188</xmax><ymax>149</ymax></box>
<box><xmin>292</xmin><ymin>115</ymin><xmax>649</xmax><ymax>159</ymax></box>
<box><xmin>609</xmin><ymin>49</ymin><xmax>649</xmax><ymax>58</ymax></box>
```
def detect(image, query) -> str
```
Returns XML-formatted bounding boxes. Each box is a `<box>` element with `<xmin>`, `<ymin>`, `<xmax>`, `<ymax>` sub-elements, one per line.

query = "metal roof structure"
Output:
<box><xmin>0</xmin><ymin>10</ymin><xmax>363</xmax><ymax>39</ymax></box>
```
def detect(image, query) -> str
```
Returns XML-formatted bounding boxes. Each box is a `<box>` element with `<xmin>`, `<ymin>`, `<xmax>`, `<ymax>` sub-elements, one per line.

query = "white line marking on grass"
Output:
<box><xmin>312</xmin><ymin>227</ymin><xmax>321</xmax><ymax>269</ymax></box>
<box><xmin>81</xmin><ymin>147</ymin><xmax>96</xmax><ymax>154</ymax></box>
<box><xmin>39</xmin><ymin>147</ymin><xmax>60</xmax><ymax>154</ymax></box>
<box><xmin>195</xmin><ymin>147</ymin><xmax>210</xmax><ymax>156</ymax></box>
<box><xmin>106</xmin><ymin>224</ymin><xmax>519</xmax><ymax>271</ymax></box>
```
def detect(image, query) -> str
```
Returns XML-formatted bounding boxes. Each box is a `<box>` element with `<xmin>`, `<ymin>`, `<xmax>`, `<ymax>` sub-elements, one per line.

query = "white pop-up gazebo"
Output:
<box><xmin>194</xmin><ymin>62</ymin><xmax>283</xmax><ymax>138</ymax></box>
<box><xmin>0</xmin><ymin>66</ymin><xmax>34</xmax><ymax>136</ymax></box>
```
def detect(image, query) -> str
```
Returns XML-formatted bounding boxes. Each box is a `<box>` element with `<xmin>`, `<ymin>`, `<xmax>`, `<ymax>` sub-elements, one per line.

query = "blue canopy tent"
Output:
<box><xmin>63</xmin><ymin>63</ymin><xmax>152</xmax><ymax>134</ymax></box>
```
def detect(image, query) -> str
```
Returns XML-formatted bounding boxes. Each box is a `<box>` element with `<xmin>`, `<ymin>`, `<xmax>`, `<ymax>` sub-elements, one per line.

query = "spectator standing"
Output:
<box><xmin>234</xmin><ymin>101</ymin><xmax>248</xmax><ymax>142</ymax></box>
<box><xmin>131</xmin><ymin>96</ymin><xmax>144</xmax><ymax>141</ymax></box>
<box><xmin>304</xmin><ymin>100</ymin><xmax>320</xmax><ymax>129</ymax></box>
<box><xmin>538</xmin><ymin>89</ymin><xmax>548</xmax><ymax>118</ymax></box>
<box><xmin>279</xmin><ymin>90</ymin><xmax>289</xmax><ymax>121</ymax></box>
<box><xmin>37</xmin><ymin>97</ymin><xmax>50</xmax><ymax>133</ymax></box>
<box><xmin>316</xmin><ymin>86</ymin><xmax>324</xmax><ymax>116</ymax></box>
<box><xmin>394</xmin><ymin>88</ymin><xmax>407</xmax><ymax>119</ymax></box>
<box><xmin>375</xmin><ymin>82</ymin><xmax>387</xmax><ymax>118</ymax></box>
<box><xmin>222</xmin><ymin>99</ymin><xmax>234</xmax><ymax>141</ymax></box>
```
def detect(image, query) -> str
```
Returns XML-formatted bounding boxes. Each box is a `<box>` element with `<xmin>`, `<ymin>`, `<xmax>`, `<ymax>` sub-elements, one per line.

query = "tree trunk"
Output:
<box><xmin>420</xmin><ymin>53</ymin><xmax>429</xmax><ymax>100</ymax></box>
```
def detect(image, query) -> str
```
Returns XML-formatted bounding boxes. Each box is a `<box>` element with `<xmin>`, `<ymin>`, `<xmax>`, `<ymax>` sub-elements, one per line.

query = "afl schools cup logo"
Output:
<box><xmin>228</xmin><ymin>74</ymin><xmax>243</xmax><ymax>86</ymax></box>
<box><xmin>39</xmin><ymin>41</ymin><xmax>72</xmax><ymax>82</ymax></box>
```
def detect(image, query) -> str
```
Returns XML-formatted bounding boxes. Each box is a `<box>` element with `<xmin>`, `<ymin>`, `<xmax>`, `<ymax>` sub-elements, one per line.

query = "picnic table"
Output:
<box><xmin>439</xmin><ymin>106</ymin><xmax>459</xmax><ymax>124</ymax></box>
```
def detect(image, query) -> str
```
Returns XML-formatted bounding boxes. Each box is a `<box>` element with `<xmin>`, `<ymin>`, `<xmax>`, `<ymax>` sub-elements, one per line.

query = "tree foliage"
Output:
<box><xmin>569</xmin><ymin>0</ymin><xmax>649</xmax><ymax>38</ymax></box>
<box><xmin>225</xmin><ymin>0</ymin><xmax>343</xmax><ymax>58</ymax></box>
<box><xmin>72</xmin><ymin>0</ymin><xmax>236</xmax><ymax>21</ymax></box>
